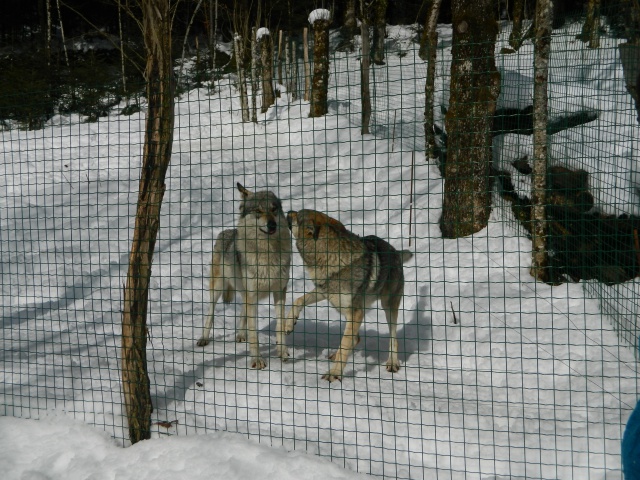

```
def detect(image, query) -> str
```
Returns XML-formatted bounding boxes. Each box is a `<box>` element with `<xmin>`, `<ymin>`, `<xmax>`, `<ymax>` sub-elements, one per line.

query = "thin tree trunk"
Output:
<box><xmin>291</xmin><ymin>39</ymin><xmax>298</xmax><ymax>101</ymax></box>
<box><xmin>361</xmin><ymin>15</ymin><xmax>371</xmax><ymax>134</ymax></box>
<box><xmin>303</xmin><ymin>27</ymin><xmax>311</xmax><ymax>101</ymax></box>
<box><xmin>55</xmin><ymin>0</ymin><xmax>69</xmax><ymax>67</ymax></box>
<box><xmin>259</xmin><ymin>30</ymin><xmax>275</xmax><ymax>113</ymax></box>
<box><xmin>530</xmin><ymin>0</ymin><xmax>553</xmax><ymax>283</ymax></box>
<box><xmin>212</xmin><ymin>0</ymin><xmax>218</xmax><ymax>81</ymax></box>
<box><xmin>285</xmin><ymin>34</ymin><xmax>291</xmax><ymax>97</ymax></box>
<box><xmin>343</xmin><ymin>0</ymin><xmax>357</xmax><ymax>50</ymax></box>
<box><xmin>421</xmin><ymin>0</ymin><xmax>442</xmax><ymax>159</ymax></box>
<box><xmin>508</xmin><ymin>0</ymin><xmax>525</xmax><ymax>50</ymax></box>
<box><xmin>122</xmin><ymin>0</ymin><xmax>175</xmax><ymax>445</ymax></box>
<box><xmin>579</xmin><ymin>0</ymin><xmax>601</xmax><ymax>48</ymax></box>
<box><xmin>440</xmin><ymin>0</ymin><xmax>501</xmax><ymax>238</ymax></box>
<box><xmin>234</xmin><ymin>33</ymin><xmax>250</xmax><ymax>122</ymax></box>
<box><xmin>118</xmin><ymin>1</ymin><xmax>127</xmax><ymax>96</ymax></box>
<box><xmin>372</xmin><ymin>0</ymin><xmax>388</xmax><ymax>65</ymax></box>
<box><xmin>309</xmin><ymin>12</ymin><xmax>331</xmax><ymax>117</ymax></box>
<box><xmin>277</xmin><ymin>30</ymin><xmax>284</xmax><ymax>91</ymax></box>
<box><xmin>251</xmin><ymin>27</ymin><xmax>259</xmax><ymax>122</ymax></box>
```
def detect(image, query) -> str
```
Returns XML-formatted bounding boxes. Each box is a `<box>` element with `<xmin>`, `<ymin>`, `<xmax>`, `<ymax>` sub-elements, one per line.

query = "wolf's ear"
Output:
<box><xmin>286</xmin><ymin>211</ymin><xmax>297</xmax><ymax>231</ymax></box>
<box><xmin>237</xmin><ymin>182</ymin><xmax>251</xmax><ymax>197</ymax></box>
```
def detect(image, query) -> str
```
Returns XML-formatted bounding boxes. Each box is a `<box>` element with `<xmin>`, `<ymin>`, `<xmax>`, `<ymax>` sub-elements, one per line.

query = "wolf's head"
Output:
<box><xmin>237</xmin><ymin>182</ymin><xmax>285</xmax><ymax>236</ymax></box>
<box><xmin>286</xmin><ymin>209</ymin><xmax>348</xmax><ymax>241</ymax></box>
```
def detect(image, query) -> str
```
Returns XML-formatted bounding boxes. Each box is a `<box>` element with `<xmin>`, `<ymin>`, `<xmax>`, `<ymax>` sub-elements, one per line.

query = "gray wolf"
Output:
<box><xmin>285</xmin><ymin>209</ymin><xmax>412</xmax><ymax>382</ymax></box>
<box><xmin>197</xmin><ymin>182</ymin><xmax>292</xmax><ymax>369</ymax></box>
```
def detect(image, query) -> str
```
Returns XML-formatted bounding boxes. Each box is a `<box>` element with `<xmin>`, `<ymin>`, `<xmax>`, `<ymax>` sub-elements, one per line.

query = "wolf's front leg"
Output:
<box><xmin>244</xmin><ymin>297</ymin><xmax>266</xmax><ymax>369</ymax></box>
<box><xmin>284</xmin><ymin>289</ymin><xmax>326</xmax><ymax>334</ymax></box>
<box><xmin>274</xmin><ymin>287</ymin><xmax>290</xmax><ymax>361</ymax></box>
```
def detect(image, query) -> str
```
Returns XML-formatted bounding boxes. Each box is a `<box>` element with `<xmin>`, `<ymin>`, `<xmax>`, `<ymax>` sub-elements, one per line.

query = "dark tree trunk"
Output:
<box><xmin>530</xmin><ymin>0</ymin><xmax>554</xmax><ymax>283</ymax></box>
<box><xmin>508</xmin><ymin>0</ymin><xmax>525</xmax><ymax>50</ymax></box>
<box><xmin>578</xmin><ymin>0</ymin><xmax>601</xmax><ymax>48</ymax></box>
<box><xmin>122</xmin><ymin>0</ymin><xmax>175</xmax><ymax>445</ymax></box>
<box><xmin>361</xmin><ymin>16</ymin><xmax>371</xmax><ymax>134</ymax></box>
<box><xmin>342</xmin><ymin>0</ymin><xmax>358</xmax><ymax>50</ymax></box>
<box><xmin>234</xmin><ymin>33</ymin><xmax>250</xmax><ymax>122</ymax></box>
<box><xmin>372</xmin><ymin>0</ymin><xmax>387</xmax><ymax>65</ymax></box>
<box><xmin>309</xmin><ymin>16</ymin><xmax>330</xmax><ymax>118</ymax></box>
<box><xmin>440</xmin><ymin>0</ymin><xmax>501</xmax><ymax>238</ymax></box>
<box><xmin>259</xmin><ymin>31</ymin><xmax>275</xmax><ymax>113</ymax></box>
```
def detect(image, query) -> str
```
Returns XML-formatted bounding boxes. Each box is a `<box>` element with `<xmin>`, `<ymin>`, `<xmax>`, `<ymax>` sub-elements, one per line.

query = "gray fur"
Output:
<box><xmin>197</xmin><ymin>183</ymin><xmax>292</xmax><ymax>369</ymax></box>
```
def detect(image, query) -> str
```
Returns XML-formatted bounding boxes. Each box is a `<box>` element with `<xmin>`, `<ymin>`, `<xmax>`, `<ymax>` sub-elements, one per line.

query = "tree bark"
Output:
<box><xmin>578</xmin><ymin>0</ymin><xmax>601</xmax><ymax>49</ymax></box>
<box><xmin>372</xmin><ymin>0</ymin><xmax>388</xmax><ymax>65</ymax></box>
<box><xmin>303</xmin><ymin>27</ymin><xmax>311</xmax><ymax>101</ymax></box>
<box><xmin>361</xmin><ymin>16</ymin><xmax>371</xmax><ymax>134</ymax></box>
<box><xmin>250</xmin><ymin>27</ymin><xmax>258</xmax><ymax>122</ymax></box>
<box><xmin>259</xmin><ymin>30</ymin><xmax>275</xmax><ymax>113</ymax></box>
<box><xmin>122</xmin><ymin>0</ymin><xmax>175</xmax><ymax>445</ymax></box>
<box><xmin>508</xmin><ymin>0</ymin><xmax>525</xmax><ymax>50</ymax></box>
<box><xmin>234</xmin><ymin>33</ymin><xmax>250</xmax><ymax>122</ymax></box>
<box><xmin>420</xmin><ymin>0</ymin><xmax>442</xmax><ymax>159</ymax></box>
<box><xmin>530</xmin><ymin>0</ymin><xmax>554</xmax><ymax>283</ymax></box>
<box><xmin>309</xmin><ymin>16</ymin><xmax>331</xmax><ymax>118</ymax></box>
<box><xmin>342</xmin><ymin>0</ymin><xmax>358</xmax><ymax>51</ymax></box>
<box><xmin>440</xmin><ymin>0</ymin><xmax>501</xmax><ymax>238</ymax></box>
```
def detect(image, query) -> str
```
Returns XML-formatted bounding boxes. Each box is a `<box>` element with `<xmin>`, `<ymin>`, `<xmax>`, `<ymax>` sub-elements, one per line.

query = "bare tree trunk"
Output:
<box><xmin>303</xmin><ymin>27</ymin><xmax>311</xmax><ymax>101</ymax></box>
<box><xmin>234</xmin><ymin>33</ymin><xmax>250</xmax><ymax>122</ymax></box>
<box><xmin>55</xmin><ymin>0</ymin><xmax>69</xmax><ymax>67</ymax></box>
<box><xmin>618</xmin><ymin>1</ymin><xmax>640</xmax><ymax>123</ymax></box>
<box><xmin>530</xmin><ymin>0</ymin><xmax>553</xmax><ymax>283</ymax></box>
<box><xmin>342</xmin><ymin>0</ymin><xmax>358</xmax><ymax>50</ymax></box>
<box><xmin>211</xmin><ymin>0</ymin><xmax>218</xmax><ymax>81</ymax></box>
<box><xmin>291</xmin><ymin>39</ymin><xmax>298</xmax><ymax>101</ymax></box>
<box><xmin>285</xmin><ymin>34</ymin><xmax>291</xmax><ymax>97</ymax></box>
<box><xmin>508</xmin><ymin>0</ymin><xmax>525</xmax><ymax>50</ymax></box>
<box><xmin>122</xmin><ymin>0</ymin><xmax>175</xmax><ymax>445</ymax></box>
<box><xmin>118</xmin><ymin>0</ymin><xmax>127</xmax><ymax>96</ymax></box>
<box><xmin>371</xmin><ymin>0</ymin><xmax>387</xmax><ymax>65</ymax></box>
<box><xmin>259</xmin><ymin>30</ymin><xmax>275</xmax><ymax>113</ymax></box>
<box><xmin>277</xmin><ymin>30</ymin><xmax>284</xmax><ymax>91</ymax></box>
<box><xmin>420</xmin><ymin>0</ymin><xmax>442</xmax><ymax>159</ymax></box>
<box><xmin>309</xmin><ymin>12</ymin><xmax>331</xmax><ymax>117</ymax></box>
<box><xmin>251</xmin><ymin>27</ymin><xmax>259</xmax><ymax>122</ymax></box>
<box><xmin>440</xmin><ymin>0</ymin><xmax>501</xmax><ymax>238</ymax></box>
<box><xmin>45</xmin><ymin>0</ymin><xmax>51</xmax><ymax>68</ymax></box>
<box><xmin>361</xmin><ymin>13</ymin><xmax>371</xmax><ymax>134</ymax></box>
<box><xmin>578</xmin><ymin>0</ymin><xmax>601</xmax><ymax>48</ymax></box>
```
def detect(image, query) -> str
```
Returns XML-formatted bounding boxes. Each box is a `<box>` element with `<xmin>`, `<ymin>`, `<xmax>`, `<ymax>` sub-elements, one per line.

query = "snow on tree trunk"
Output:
<box><xmin>258</xmin><ymin>28</ymin><xmax>275</xmax><ymax>114</ymax></box>
<box><xmin>309</xmin><ymin>9</ymin><xmax>331</xmax><ymax>118</ymax></box>
<box><xmin>530</xmin><ymin>0</ymin><xmax>554</xmax><ymax>283</ymax></box>
<box><xmin>440</xmin><ymin>0</ymin><xmax>501</xmax><ymax>239</ymax></box>
<box><xmin>122</xmin><ymin>0</ymin><xmax>175</xmax><ymax>445</ymax></box>
<box><xmin>372</xmin><ymin>0</ymin><xmax>388</xmax><ymax>65</ymax></box>
<box><xmin>420</xmin><ymin>0</ymin><xmax>442</xmax><ymax>159</ymax></box>
<box><xmin>234</xmin><ymin>33</ymin><xmax>250</xmax><ymax>122</ymax></box>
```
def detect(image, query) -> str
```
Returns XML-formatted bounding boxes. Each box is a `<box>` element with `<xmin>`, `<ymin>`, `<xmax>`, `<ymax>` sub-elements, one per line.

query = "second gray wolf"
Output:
<box><xmin>286</xmin><ymin>209</ymin><xmax>412</xmax><ymax>382</ymax></box>
<box><xmin>197</xmin><ymin>183</ymin><xmax>292</xmax><ymax>369</ymax></box>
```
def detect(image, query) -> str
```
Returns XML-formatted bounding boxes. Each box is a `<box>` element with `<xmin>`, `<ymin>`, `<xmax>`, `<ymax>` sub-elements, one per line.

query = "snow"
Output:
<box><xmin>0</xmin><ymin>415</ymin><xmax>368</xmax><ymax>480</ymax></box>
<box><xmin>308</xmin><ymin>9</ymin><xmax>331</xmax><ymax>25</ymax></box>
<box><xmin>256</xmin><ymin>27</ymin><xmax>270</xmax><ymax>41</ymax></box>
<box><xmin>1</xmin><ymin>20</ymin><xmax>639</xmax><ymax>480</ymax></box>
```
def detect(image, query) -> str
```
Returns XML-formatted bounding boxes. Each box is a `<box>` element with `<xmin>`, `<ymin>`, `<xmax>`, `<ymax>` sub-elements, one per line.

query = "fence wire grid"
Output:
<box><xmin>1</xmin><ymin>10</ymin><xmax>640</xmax><ymax>480</ymax></box>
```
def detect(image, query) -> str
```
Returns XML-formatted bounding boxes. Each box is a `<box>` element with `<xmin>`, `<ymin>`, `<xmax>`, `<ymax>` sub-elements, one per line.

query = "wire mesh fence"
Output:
<box><xmin>1</xmin><ymin>8</ymin><xmax>639</xmax><ymax>480</ymax></box>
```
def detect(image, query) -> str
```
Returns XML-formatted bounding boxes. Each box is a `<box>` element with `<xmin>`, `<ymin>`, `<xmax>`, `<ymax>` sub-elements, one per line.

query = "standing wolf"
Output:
<box><xmin>197</xmin><ymin>183</ymin><xmax>292</xmax><ymax>369</ymax></box>
<box><xmin>286</xmin><ymin>209</ymin><xmax>412</xmax><ymax>382</ymax></box>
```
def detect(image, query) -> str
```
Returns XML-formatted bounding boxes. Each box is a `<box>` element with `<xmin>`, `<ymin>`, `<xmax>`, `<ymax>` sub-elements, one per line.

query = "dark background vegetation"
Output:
<box><xmin>0</xmin><ymin>0</ymin><xmax>590</xmax><ymax>129</ymax></box>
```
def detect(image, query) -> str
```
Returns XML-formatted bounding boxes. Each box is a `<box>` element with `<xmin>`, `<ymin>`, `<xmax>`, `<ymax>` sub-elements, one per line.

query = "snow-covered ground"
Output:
<box><xmin>1</xmin><ymin>21</ymin><xmax>639</xmax><ymax>480</ymax></box>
